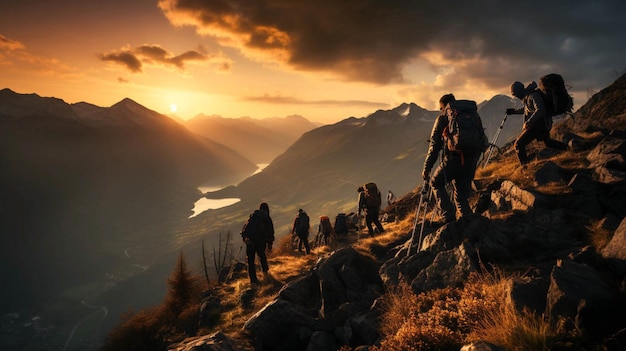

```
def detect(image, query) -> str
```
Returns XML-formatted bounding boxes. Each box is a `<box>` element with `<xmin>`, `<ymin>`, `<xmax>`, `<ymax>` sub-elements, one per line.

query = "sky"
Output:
<box><xmin>1</xmin><ymin>0</ymin><xmax>625</xmax><ymax>124</ymax></box>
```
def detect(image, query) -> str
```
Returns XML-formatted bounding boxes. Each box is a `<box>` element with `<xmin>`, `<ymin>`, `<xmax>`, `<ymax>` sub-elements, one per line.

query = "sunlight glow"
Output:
<box><xmin>170</xmin><ymin>103</ymin><xmax>177</xmax><ymax>112</ymax></box>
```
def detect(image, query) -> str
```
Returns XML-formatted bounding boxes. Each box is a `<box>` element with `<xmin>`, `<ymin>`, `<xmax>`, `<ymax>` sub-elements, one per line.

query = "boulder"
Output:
<box><xmin>534</xmin><ymin>161</ymin><xmax>566</xmax><ymax>185</ymax></box>
<box><xmin>546</xmin><ymin>259</ymin><xmax>616</xmax><ymax>337</ymax></box>
<box><xmin>167</xmin><ymin>331</ymin><xmax>241</xmax><ymax>351</ymax></box>
<box><xmin>243</xmin><ymin>299</ymin><xmax>324</xmax><ymax>351</ymax></box>
<box><xmin>601</xmin><ymin>217</ymin><xmax>626</xmax><ymax>260</ymax></box>
<box><xmin>411</xmin><ymin>242</ymin><xmax>478</xmax><ymax>294</ymax></box>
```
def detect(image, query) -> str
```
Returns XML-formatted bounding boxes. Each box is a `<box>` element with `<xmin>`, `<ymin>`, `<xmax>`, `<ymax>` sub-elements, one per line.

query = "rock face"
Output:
<box><xmin>243</xmin><ymin>247</ymin><xmax>383</xmax><ymax>351</ymax></box>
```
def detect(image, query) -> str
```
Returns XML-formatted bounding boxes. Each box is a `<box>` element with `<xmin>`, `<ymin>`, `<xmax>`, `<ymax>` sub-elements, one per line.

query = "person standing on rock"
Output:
<box><xmin>507</xmin><ymin>81</ymin><xmax>568</xmax><ymax>166</ymax></box>
<box><xmin>241</xmin><ymin>202</ymin><xmax>274</xmax><ymax>284</ymax></box>
<box><xmin>422</xmin><ymin>93</ymin><xmax>485</xmax><ymax>224</ymax></box>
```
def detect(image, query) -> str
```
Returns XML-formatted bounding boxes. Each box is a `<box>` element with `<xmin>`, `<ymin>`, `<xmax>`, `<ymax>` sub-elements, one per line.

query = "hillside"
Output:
<box><xmin>104</xmin><ymin>73</ymin><xmax>626</xmax><ymax>351</ymax></box>
<box><xmin>0</xmin><ymin>88</ymin><xmax>256</xmax><ymax>315</ymax></box>
<box><xmin>183</xmin><ymin>114</ymin><xmax>319</xmax><ymax>164</ymax></box>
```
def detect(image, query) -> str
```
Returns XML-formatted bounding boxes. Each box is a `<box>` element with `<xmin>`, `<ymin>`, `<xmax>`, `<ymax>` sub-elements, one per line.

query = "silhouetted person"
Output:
<box><xmin>358</xmin><ymin>184</ymin><xmax>384</xmax><ymax>236</ymax></box>
<box><xmin>241</xmin><ymin>202</ymin><xmax>274</xmax><ymax>284</ymax></box>
<box><xmin>292</xmin><ymin>209</ymin><xmax>311</xmax><ymax>254</ymax></box>
<box><xmin>508</xmin><ymin>81</ymin><xmax>567</xmax><ymax>166</ymax></box>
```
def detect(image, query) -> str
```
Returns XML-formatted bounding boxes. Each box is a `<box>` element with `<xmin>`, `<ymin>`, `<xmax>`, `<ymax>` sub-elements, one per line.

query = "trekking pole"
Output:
<box><xmin>405</xmin><ymin>181</ymin><xmax>429</xmax><ymax>258</ymax></box>
<box><xmin>483</xmin><ymin>113</ymin><xmax>509</xmax><ymax>168</ymax></box>
<box><xmin>415</xmin><ymin>186</ymin><xmax>432</xmax><ymax>254</ymax></box>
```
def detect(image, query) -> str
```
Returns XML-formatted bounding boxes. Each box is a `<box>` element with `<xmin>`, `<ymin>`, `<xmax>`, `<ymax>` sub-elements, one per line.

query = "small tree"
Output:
<box><xmin>163</xmin><ymin>252</ymin><xmax>198</xmax><ymax>319</ymax></box>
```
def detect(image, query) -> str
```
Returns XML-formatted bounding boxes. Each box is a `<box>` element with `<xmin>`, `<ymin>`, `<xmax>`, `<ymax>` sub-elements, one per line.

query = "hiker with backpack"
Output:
<box><xmin>507</xmin><ymin>76</ymin><xmax>570</xmax><ymax>166</ymax></box>
<box><xmin>291</xmin><ymin>209</ymin><xmax>311</xmax><ymax>254</ymax></box>
<box><xmin>358</xmin><ymin>183</ymin><xmax>384</xmax><ymax>236</ymax></box>
<box><xmin>240</xmin><ymin>202</ymin><xmax>275</xmax><ymax>285</ymax></box>
<box><xmin>315</xmin><ymin>215</ymin><xmax>334</xmax><ymax>246</ymax></box>
<box><xmin>422</xmin><ymin>93</ymin><xmax>488</xmax><ymax>224</ymax></box>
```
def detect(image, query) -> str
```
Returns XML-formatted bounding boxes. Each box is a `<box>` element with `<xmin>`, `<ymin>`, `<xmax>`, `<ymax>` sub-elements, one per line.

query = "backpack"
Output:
<box><xmin>363</xmin><ymin>182</ymin><xmax>381</xmax><ymax>209</ymax></box>
<box><xmin>539</xmin><ymin>73</ymin><xmax>574</xmax><ymax>116</ymax></box>
<box><xmin>334</xmin><ymin>213</ymin><xmax>348</xmax><ymax>235</ymax></box>
<box><xmin>444</xmin><ymin>100</ymin><xmax>488</xmax><ymax>155</ymax></box>
<box><xmin>297</xmin><ymin>211</ymin><xmax>310</xmax><ymax>234</ymax></box>
<box><xmin>319</xmin><ymin>216</ymin><xmax>333</xmax><ymax>236</ymax></box>
<box><xmin>241</xmin><ymin>210</ymin><xmax>266</xmax><ymax>242</ymax></box>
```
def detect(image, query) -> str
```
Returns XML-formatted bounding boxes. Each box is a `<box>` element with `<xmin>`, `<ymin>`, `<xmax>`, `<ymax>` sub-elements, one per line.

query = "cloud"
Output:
<box><xmin>0</xmin><ymin>34</ymin><xmax>26</xmax><ymax>51</ymax></box>
<box><xmin>158</xmin><ymin>0</ymin><xmax>626</xmax><ymax>92</ymax></box>
<box><xmin>98</xmin><ymin>44</ymin><xmax>231</xmax><ymax>73</ymax></box>
<box><xmin>0</xmin><ymin>34</ymin><xmax>73</xmax><ymax>75</ymax></box>
<box><xmin>243</xmin><ymin>93</ymin><xmax>389</xmax><ymax>109</ymax></box>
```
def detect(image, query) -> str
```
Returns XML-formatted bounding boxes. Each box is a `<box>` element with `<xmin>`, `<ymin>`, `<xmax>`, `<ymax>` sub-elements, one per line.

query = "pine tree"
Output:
<box><xmin>163</xmin><ymin>251</ymin><xmax>197</xmax><ymax>319</ymax></box>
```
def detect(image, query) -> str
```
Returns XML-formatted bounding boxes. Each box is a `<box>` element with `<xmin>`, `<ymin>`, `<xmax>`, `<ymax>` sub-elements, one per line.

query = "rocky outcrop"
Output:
<box><xmin>242</xmin><ymin>247</ymin><xmax>383</xmax><ymax>351</ymax></box>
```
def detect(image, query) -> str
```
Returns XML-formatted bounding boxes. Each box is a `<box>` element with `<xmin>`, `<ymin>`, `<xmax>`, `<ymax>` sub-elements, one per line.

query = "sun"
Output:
<box><xmin>170</xmin><ymin>104</ymin><xmax>177</xmax><ymax>113</ymax></box>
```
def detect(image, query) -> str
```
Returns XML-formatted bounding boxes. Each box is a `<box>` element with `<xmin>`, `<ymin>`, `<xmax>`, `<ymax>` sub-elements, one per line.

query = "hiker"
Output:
<box><xmin>334</xmin><ymin>213</ymin><xmax>349</xmax><ymax>236</ymax></box>
<box><xmin>317</xmin><ymin>215</ymin><xmax>334</xmax><ymax>245</ymax></box>
<box><xmin>358</xmin><ymin>183</ymin><xmax>384</xmax><ymax>236</ymax></box>
<box><xmin>507</xmin><ymin>81</ymin><xmax>568</xmax><ymax>166</ymax></box>
<box><xmin>346</xmin><ymin>212</ymin><xmax>359</xmax><ymax>232</ymax></box>
<box><xmin>241</xmin><ymin>202</ymin><xmax>274</xmax><ymax>285</ymax></box>
<box><xmin>422</xmin><ymin>93</ymin><xmax>486</xmax><ymax>224</ymax></box>
<box><xmin>291</xmin><ymin>209</ymin><xmax>311</xmax><ymax>254</ymax></box>
<box><xmin>387</xmin><ymin>190</ymin><xmax>396</xmax><ymax>206</ymax></box>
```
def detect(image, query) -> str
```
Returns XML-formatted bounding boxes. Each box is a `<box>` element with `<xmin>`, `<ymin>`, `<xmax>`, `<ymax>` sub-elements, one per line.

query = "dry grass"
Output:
<box><xmin>586</xmin><ymin>219</ymin><xmax>613</xmax><ymax>251</ymax></box>
<box><xmin>373</xmin><ymin>269</ymin><xmax>564</xmax><ymax>351</ymax></box>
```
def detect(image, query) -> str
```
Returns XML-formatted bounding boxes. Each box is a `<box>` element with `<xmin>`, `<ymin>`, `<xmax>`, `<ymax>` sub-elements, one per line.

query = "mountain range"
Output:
<box><xmin>183</xmin><ymin>114</ymin><xmax>319</xmax><ymax>164</ymax></box>
<box><xmin>0</xmin><ymin>87</ymin><xmax>527</xmax><ymax>350</ymax></box>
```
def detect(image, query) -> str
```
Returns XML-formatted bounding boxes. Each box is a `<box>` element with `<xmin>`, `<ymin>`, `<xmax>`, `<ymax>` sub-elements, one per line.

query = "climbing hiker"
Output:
<box><xmin>358</xmin><ymin>183</ymin><xmax>384</xmax><ymax>236</ymax></box>
<box><xmin>291</xmin><ymin>209</ymin><xmax>311</xmax><ymax>254</ymax></box>
<box><xmin>240</xmin><ymin>202</ymin><xmax>274</xmax><ymax>284</ymax></box>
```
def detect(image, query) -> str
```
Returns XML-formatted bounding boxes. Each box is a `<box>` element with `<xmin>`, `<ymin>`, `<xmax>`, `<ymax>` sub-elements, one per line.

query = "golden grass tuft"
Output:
<box><xmin>374</xmin><ymin>268</ymin><xmax>563</xmax><ymax>351</ymax></box>
<box><xmin>586</xmin><ymin>219</ymin><xmax>613</xmax><ymax>251</ymax></box>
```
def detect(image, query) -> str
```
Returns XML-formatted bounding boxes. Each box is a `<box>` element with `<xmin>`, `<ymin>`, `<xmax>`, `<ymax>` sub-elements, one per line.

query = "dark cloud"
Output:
<box><xmin>99</xmin><ymin>50</ymin><xmax>143</xmax><ymax>72</ymax></box>
<box><xmin>159</xmin><ymin>0</ymin><xmax>626</xmax><ymax>92</ymax></box>
<box><xmin>98</xmin><ymin>44</ymin><xmax>222</xmax><ymax>72</ymax></box>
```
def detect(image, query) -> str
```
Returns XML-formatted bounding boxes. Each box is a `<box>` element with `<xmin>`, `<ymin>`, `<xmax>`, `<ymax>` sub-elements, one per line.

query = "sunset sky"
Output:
<box><xmin>1</xmin><ymin>0</ymin><xmax>625</xmax><ymax>124</ymax></box>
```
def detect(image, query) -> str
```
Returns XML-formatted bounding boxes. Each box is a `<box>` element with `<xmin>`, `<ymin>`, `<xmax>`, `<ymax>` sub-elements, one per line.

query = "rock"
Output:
<box><xmin>505</xmin><ymin>275</ymin><xmax>550</xmax><ymax>315</ymax></box>
<box><xmin>278</xmin><ymin>273</ymin><xmax>321</xmax><ymax>311</ymax></box>
<box><xmin>546</xmin><ymin>259</ymin><xmax>616</xmax><ymax>337</ymax></box>
<box><xmin>243</xmin><ymin>299</ymin><xmax>323</xmax><ymax>351</ymax></box>
<box><xmin>167</xmin><ymin>331</ymin><xmax>241</xmax><ymax>351</ymax></box>
<box><xmin>315</xmin><ymin>247</ymin><xmax>383</xmax><ymax>319</ymax></box>
<box><xmin>306</xmin><ymin>331</ymin><xmax>337</xmax><ymax>351</ymax></box>
<box><xmin>492</xmin><ymin>180</ymin><xmax>547</xmax><ymax>212</ymax></box>
<box><xmin>534</xmin><ymin>161</ymin><xmax>566</xmax><ymax>185</ymax></box>
<box><xmin>460</xmin><ymin>340</ymin><xmax>505</xmax><ymax>351</ymax></box>
<box><xmin>601</xmin><ymin>217</ymin><xmax>626</xmax><ymax>260</ymax></box>
<box><xmin>411</xmin><ymin>242</ymin><xmax>478</xmax><ymax>294</ymax></box>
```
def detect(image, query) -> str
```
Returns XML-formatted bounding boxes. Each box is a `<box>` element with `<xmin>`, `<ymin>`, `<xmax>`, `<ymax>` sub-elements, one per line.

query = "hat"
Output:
<box><xmin>298</xmin><ymin>208</ymin><xmax>303</xmax><ymax>213</ymax></box>
<box><xmin>510</xmin><ymin>81</ymin><xmax>525</xmax><ymax>98</ymax></box>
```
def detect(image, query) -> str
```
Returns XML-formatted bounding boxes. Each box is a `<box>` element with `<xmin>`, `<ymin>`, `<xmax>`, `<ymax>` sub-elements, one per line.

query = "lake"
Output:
<box><xmin>189</xmin><ymin>163</ymin><xmax>269</xmax><ymax>218</ymax></box>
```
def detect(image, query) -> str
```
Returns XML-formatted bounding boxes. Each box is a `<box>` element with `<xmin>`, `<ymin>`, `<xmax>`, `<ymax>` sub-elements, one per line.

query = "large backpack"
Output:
<box><xmin>334</xmin><ymin>213</ymin><xmax>348</xmax><ymax>235</ymax></box>
<box><xmin>539</xmin><ymin>73</ymin><xmax>574</xmax><ymax>116</ymax></box>
<box><xmin>241</xmin><ymin>210</ymin><xmax>266</xmax><ymax>242</ymax></box>
<box><xmin>444</xmin><ymin>100</ymin><xmax>488</xmax><ymax>155</ymax></box>
<box><xmin>363</xmin><ymin>182</ymin><xmax>381</xmax><ymax>209</ymax></box>
<box><xmin>319</xmin><ymin>216</ymin><xmax>333</xmax><ymax>236</ymax></box>
<box><xmin>297</xmin><ymin>211</ymin><xmax>310</xmax><ymax>234</ymax></box>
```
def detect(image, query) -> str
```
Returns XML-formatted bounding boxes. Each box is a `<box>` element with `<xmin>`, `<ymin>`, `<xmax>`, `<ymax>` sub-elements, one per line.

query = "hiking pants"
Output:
<box><xmin>246</xmin><ymin>240</ymin><xmax>269</xmax><ymax>282</ymax></box>
<box><xmin>431</xmin><ymin>154</ymin><xmax>477</xmax><ymax>222</ymax></box>
<box><xmin>297</xmin><ymin>232</ymin><xmax>311</xmax><ymax>254</ymax></box>
<box><xmin>365</xmin><ymin>208</ymin><xmax>384</xmax><ymax>235</ymax></box>
<box><xmin>514</xmin><ymin>127</ymin><xmax>567</xmax><ymax>165</ymax></box>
